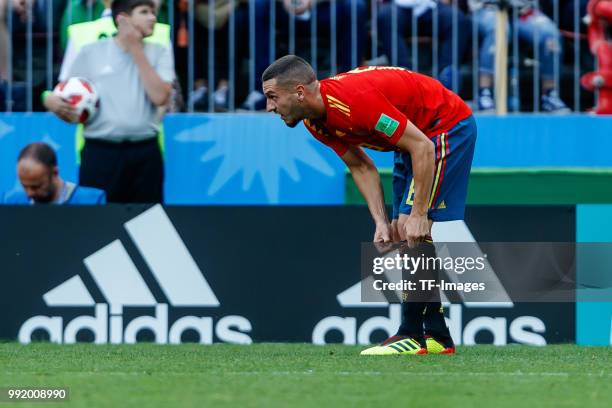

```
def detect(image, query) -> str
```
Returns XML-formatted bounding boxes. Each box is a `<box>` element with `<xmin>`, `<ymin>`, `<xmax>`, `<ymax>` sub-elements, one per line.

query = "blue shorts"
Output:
<box><xmin>392</xmin><ymin>115</ymin><xmax>477</xmax><ymax>222</ymax></box>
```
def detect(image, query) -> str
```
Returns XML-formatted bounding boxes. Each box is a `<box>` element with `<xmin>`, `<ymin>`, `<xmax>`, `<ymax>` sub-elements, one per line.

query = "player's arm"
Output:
<box><xmin>395</xmin><ymin>121</ymin><xmax>435</xmax><ymax>218</ymax></box>
<box><xmin>341</xmin><ymin>145</ymin><xmax>392</xmax><ymax>243</ymax></box>
<box><xmin>395</xmin><ymin>121</ymin><xmax>435</xmax><ymax>243</ymax></box>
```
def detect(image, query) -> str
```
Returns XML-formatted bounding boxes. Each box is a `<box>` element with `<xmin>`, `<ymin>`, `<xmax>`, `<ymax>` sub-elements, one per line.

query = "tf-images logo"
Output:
<box><xmin>312</xmin><ymin>221</ymin><xmax>547</xmax><ymax>346</ymax></box>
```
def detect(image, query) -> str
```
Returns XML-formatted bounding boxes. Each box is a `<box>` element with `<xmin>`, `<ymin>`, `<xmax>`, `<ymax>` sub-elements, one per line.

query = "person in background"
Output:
<box><xmin>43</xmin><ymin>0</ymin><xmax>175</xmax><ymax>203</ymax></box>
<box><xmin>60</xmin><ymin>0</ymin><xmax>169</xmax><ymax>79</ymax></box>
<box><xmin>60</xmin><ymin>0</ymin><xmax>167</xmax><ymax>50</ymax></box>
<box><xmin>1</xmin><ymin>142</ymin><xmax>106</xmax><ymax>205</ymax></box>
<box><xmin>539</xmin><ymin>0</ymin><xmax>589</xmax><ymax>35</ymax></box>
<box><xmin>60</xmin><ymin>0</ymin><xmax>107</xmax><ymax>51</ymax></box>
<box><xmin>470</xmin><ymin>0</ymin><xmax>571</xmax><ymax>112</ymax></box>
<box><xmin>240</xmin><ymin>0</ymin><xmax>368</xmax><ymax>111</ymax></box>
<box><xmin>377</xmin><ymin>0</ymin><xmax>472</xmax><ymax>92</ymax></box>
<box><xmin>185</xmin><ymin>0</ymin><xmax>250</xmax><ymax>111</ymax></box>
<box><xmin>0</xmin><ymin>0</ymin><xmax>13</xmax><ymax>83</ymax></box>
<box><xmin>0</xmin><ymin>0</ymin><xmax>67</xmax><ymax>111</ymax></box>
<box><xmin>0</xmin><ymin>0</ymin><xmax>10</xmax><ymax>110</ymax></box>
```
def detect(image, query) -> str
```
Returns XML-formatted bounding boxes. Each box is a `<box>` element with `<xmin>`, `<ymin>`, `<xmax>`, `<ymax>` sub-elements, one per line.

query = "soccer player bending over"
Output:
<box><xmin>262</xmin><ymin>55</ymin><xmax>477</xmax><ymax>355</ymax></box>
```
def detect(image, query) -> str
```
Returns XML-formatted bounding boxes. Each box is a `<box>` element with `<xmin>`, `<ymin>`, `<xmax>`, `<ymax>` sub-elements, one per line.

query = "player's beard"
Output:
<box><xmin>285</xmin><ymin>118</ymin><xmax>300</xmax><ymax>128</ymax></box>
<box><xmin>283</xmin><ymin>103</ymin><xmax>306</xmax><ymax>128</ymax></box>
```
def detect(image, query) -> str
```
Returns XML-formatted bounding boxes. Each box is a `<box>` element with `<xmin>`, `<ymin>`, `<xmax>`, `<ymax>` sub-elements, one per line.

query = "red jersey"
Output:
<box><xmin>304</xmin><ymin>66</ymin><xmax>472</xmax><ymax>156</ymax></box>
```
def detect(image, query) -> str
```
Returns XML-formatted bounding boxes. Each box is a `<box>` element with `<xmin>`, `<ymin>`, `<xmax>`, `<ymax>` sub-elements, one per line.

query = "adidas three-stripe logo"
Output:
<box><xmin>18</xmin><ymin>205</ymin><xmax>253</xmax><ymax>345</ymax></box>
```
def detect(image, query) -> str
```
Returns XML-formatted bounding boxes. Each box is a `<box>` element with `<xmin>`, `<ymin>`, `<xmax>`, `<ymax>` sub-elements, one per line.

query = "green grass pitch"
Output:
<box><xmin>1</xmin><ymin>343</ymin><xmax>611</xmax><ymax>407</ymax></box>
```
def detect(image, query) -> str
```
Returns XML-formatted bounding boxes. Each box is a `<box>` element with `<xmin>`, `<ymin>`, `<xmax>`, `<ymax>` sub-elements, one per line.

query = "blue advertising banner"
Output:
<box><xmin>0</xmin><ymin>205</ymin><xmax>575</xmax><ymax>344</ymax></box>
<box><xmin>472</xmin><ymin>115</ymin><xmax>612</xmax><ymax>168</ymax></box>
<box><xmin>2</xmin><ymin>113</ymin><xmax>612</xmax><ymax>204</ymax></box>
<box><xmin>163</xmin><ymin>113</ymin><xmax>344</xmax><ymax>204</ymax></box>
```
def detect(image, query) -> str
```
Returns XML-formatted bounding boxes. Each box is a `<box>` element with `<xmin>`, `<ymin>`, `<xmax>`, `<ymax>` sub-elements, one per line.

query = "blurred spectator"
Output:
<box><xmin>182</xmin><ymin>0</ymin><xmax>251</xmax><ymax>111</ymax></box>
<box><xmin>470</xmin><ymin>0</ymin><xmax>570</xmax><ymax>112</ymax></box>
<box><xmin>60</xmin><ymin>0</ymin><xmax>170</xmax><ymax>84</ymax></box>
<box><xmin>1</xmin><ymin>142</ymin><xmax>106</xmax><ymax>205</ymax></box>
<box><xmin>60</xmin><ymin>0</ymin><xmax>168</xmax><ymax>50</ymax></box>
<box><xmin>43</xmin><ymin>0</ymin><xmax>175</xmax><ymax>203</ymax></box>
<box><xmin>0</xmin><ymin>0</ymin><xmax>12</xmax><ymax>109</ymax></box>
<box><xmin>0</xmin><ymin>0</ymin><xmax>67</xmax><ymax>111</ymax></box>
<box><xmin>377</xmin><ymin>0</ymin><xmax>471</xmax><ymax>91</ymax></box>
<box><xmin>0</xmin><ymin>0</ymin><xmax>8</xmax><ymax>81</ymax></box>
<box><xmin>579</xmin><ymin>0</ymin><xmax>612</xmax><ymax>113</ymax></box>
<box><xmin>58</xmin><ymin>0</ymin><xmax>178</xmax><ymax>169</ymax></box>
<box><xmin>540</xmin><ymin>0</ymin><xmax>589</xmax><ymax>34</ymax></box>
<box><xmin>540</xmin><ymin>0</ymin><xmax>594</xmax><ymax>72</ymax></box>
<box><xmin>60</xmin><ymin>1</ymin><xmax>107</xmax><ymax>51</ymax></box>
<box><xmin>239</xmin><ymin>0</ymin><xmax>368</xmax><ymax>111</ymax></box>
<box><xmin>181</xmin><ymin>0</ymin><xmax>365</xmax><ymax>112</ymax></box>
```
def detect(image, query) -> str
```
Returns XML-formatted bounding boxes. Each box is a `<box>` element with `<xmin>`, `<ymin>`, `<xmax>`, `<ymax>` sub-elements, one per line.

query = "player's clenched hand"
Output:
<box><xmin>401</xmin><ymin>213</ymin><xmax>431</xmax><ymax>248</ymax></box>
<box><xmin>44</xmin><ymin>93</ymin><xmax>78</xmax><ymax>123</ymax></box>
<box><xmin>390</xmin><ymin>219</ymin><xmax>402</xmax><ymax>243</ymax></box>
<box><xmin>373</xmin><ymin>221</ymin><xmax>392</xmax><ymax>243</ymax></box>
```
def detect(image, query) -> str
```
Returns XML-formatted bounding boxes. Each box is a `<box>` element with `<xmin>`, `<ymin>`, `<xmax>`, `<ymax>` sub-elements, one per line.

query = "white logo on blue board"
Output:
<box><xmin>174</xmin><ymin>119</ymin><xmax>336</xmax><ymax>203</ymax></box>
<box><xmin>0</xmin><ymin>119</ymin><xmax>14</xmax><ymax>140</ymax></box>
<box><xmin>40</xmin><ymin>134</ymin><xmax>61</xmax><ymax>152</ymax></box>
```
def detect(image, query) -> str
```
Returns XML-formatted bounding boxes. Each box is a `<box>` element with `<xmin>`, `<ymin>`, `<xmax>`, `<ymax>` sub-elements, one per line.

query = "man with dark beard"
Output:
<box><xmin>1</xmin><ymin>142</ymin><xmax>105</xmax><ymax>205</ymax></box>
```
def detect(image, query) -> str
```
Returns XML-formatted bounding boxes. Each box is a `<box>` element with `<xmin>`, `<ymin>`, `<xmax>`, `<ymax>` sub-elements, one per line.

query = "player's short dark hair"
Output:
<box><xmin>262</xmin><ymin>55</ymin><xmax>316</xmax><ymax>88</ymax></box>
<box><xmin>17</xmin><ymin>142</ymin><xmax>57</xmax><ymax>169</ymax></box>
<box><xmin>111</xmin><ymin>0</ymin><xmax>156</xmax><ymax>26</ymax></box>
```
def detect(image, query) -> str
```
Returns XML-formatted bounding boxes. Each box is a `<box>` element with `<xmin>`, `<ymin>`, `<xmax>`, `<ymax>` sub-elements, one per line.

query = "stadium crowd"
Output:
<box><xmin>0</xmin><ymin>0</ymin><xmax>593</xmax><ymax>113</ymax></box>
